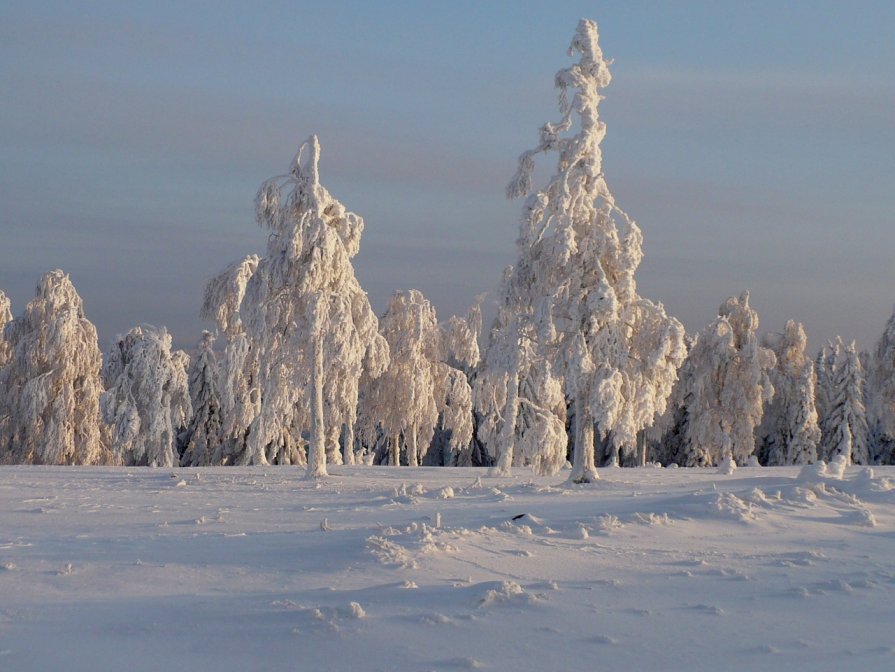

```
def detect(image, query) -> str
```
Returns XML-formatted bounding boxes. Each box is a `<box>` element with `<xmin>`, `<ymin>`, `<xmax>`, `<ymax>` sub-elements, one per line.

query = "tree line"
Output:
<box><xmin>0</xmin><ymin>20</ymin><xmax>891</xmax><ymax>478</ymax></box>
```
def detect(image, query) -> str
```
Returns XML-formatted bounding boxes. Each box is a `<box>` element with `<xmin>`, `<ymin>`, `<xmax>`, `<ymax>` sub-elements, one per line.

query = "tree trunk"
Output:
<box><xmin>495</xmin><ymin>333</ymin><xmax>521</xmax><ymax>476</ymax></box>
<box><xmin>306</xmin><ymin>329</ymin><xmax>328</xmax><ymax>479</ymax></box>
<box><xmin>407</xmin><ymin>426</ymin><xmax>419</xmax><ymax>467</ymax></box>
<box><xmin>326</xmin><ymin>424</ymin><xmax>343</xmax><ymax>466</ymax></box>
<box><xmin>343</xmin><ymin>422</ymin><xmax>355</xmax><ymax>465</ymax></box>
<box><xmin>570</xmin><ymin>393</ymin><xmax>599</xmax><ymax>483</ymax></box>
<box><xmin>390</xmin><ymin>434</ymin><xmax>399</xmax><ymax>466</ymax></box>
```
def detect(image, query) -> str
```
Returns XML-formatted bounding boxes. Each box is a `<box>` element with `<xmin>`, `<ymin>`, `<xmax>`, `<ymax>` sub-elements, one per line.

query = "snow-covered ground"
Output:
<box><xmin>2</xmin><ymin>465</ymin><xmax>895</xmax><ymax>671</ymax></box>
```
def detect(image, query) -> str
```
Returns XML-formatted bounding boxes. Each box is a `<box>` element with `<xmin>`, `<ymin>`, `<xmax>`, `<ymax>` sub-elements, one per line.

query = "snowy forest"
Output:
<box><xmin>1</xmin><ymin>19</ymin><xmax>892</xmax><ymax>478</ymax></box>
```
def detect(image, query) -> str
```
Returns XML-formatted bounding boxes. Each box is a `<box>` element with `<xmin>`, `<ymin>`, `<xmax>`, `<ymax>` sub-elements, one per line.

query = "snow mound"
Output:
<box><xmin>717</xmin><ymin>456</ymin><xmax>737</xmax><ymax>475</ymax></box>
<box><xmin>475</xmin><ymin>580</ymin><xmax>543</xmax><ymax>608</ymax></box>
<box><xmin>711</xmin><ymin>493</ymin><xmax>756</xmax><ymax>522</ymax></box>
<box><xmin>827</xmin><ymin>454</ymin><xmax>848</xmax><ymax>479</ymax></box>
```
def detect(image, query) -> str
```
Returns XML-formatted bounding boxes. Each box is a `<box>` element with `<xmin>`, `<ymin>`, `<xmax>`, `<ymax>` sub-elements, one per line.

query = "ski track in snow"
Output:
<box><xmin>1</xmin><ymin>465</ymin><xmax>895</xmax><ymax>671</ymax></box>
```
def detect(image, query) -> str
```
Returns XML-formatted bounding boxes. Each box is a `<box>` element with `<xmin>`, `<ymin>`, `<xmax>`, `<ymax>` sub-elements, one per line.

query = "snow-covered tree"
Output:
<box><xmin>359</xmin><ymin>290</ymin><xmax>474</xmax><ymax>467</ymax></box>
<box><xmin>646</xmin><ymin>335</ymin><xmax>698</xmax><ymax>466</ymax></box>
<box><xmin>180</xmin><ymin>331</ymin><xmax>223</xmax><ymax>466</ymax></box>
<box><xmin>758</xmin><ymin>321</ymin><xmax>820</xmax><ymax>465</ymax></box>
<box><xmin>476</xmin><ymin>291</ymin><xmax>568</xmax><ymax>476</ymax></box>
<box><xmin>243</xmin><ymin>136</ymin><xmax>388</xmax><ymax>477</ymax></box>
<box><xmin>201</xmin><ymin>255</ymin><xmax>264</xmax><ymax>464</ymax></box>
<box><xmin>681</xmin><ymin>292</ymin><xmax>775</xmax><ymax>467</ymax></box>
<box><xmin>867</xmin><ymin>308</ymin><xmax>895</xmax><ymax>463</ymax></box>
<box><xmin>818</xmin><ymin>338</ymin><xmax>869</xmax><ymax>464</ymax></box>
<box><xmin>101</xmin><ymin>325</ymin><xmax>191</xmax><ymax>467</ymax></box>
<box><xmin>504</xmin><ymin>18</ymin><xmax>686</xmax><ymax>481</ymax></box>
<box><xmin>0</xmin><ymin>270</ymin><xmax>109</xmax><ymax>464</ymax></box>
<box><xmin>438</xmin><ymin>302</ymin><xmax>481</xmax><ymax>466</ymax></box>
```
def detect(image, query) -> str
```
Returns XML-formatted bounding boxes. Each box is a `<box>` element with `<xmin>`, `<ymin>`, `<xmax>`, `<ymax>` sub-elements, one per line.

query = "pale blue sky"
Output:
<box><xmin>1</xmin><ymin>1</ymin><xmax>893</xmax><ymax>351</ymax></box>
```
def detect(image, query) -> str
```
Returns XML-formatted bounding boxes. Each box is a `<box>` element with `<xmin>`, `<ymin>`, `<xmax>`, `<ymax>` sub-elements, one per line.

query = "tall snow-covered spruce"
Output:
<box><xmin>500</xmin><ymin>19</ymin><xmax>685</xmax><ymax>481</ymax></box>
<box><xmin>0</xmin><ymin>270</ymin><xmax>109</xmax><ymax>464</ymax></box>
<box><xmin>240</xmin><ymin>136</ymin><xmax>388</xmax><ymax>477</ymax></box>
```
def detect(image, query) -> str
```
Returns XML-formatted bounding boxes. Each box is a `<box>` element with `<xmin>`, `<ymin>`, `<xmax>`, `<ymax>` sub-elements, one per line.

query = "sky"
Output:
<box><xmin>1</xmin><ymin>1</ymin><xmax>893</xmax><ymax>353</ymax></box>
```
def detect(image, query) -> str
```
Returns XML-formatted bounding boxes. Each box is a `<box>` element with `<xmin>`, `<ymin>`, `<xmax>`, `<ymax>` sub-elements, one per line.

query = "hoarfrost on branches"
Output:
<box><xmin>359</xmin><ymin>290</ymin><xmax>474</xmax><ymax>467</ymax></box>
<box><xmin>101</xmin><ymin>325</ymin><xmax>191</xmax><ymax>467</ymax></box>
<box><xmin>0</xmin><ymin>270</ymin><xmax>109</xmax><ymax>465</ymax></box>
<box><xmin>503</xmin><ymin>18</ymin><xmax>685</xmax><ymax>481</ymax></box>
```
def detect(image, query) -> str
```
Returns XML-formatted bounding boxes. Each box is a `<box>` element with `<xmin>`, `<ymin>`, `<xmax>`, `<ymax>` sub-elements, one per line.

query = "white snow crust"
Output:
<box><xmin>2</xmin><ymin>465</ymin><xmax>895</xmax><ymax>670</ymax></box>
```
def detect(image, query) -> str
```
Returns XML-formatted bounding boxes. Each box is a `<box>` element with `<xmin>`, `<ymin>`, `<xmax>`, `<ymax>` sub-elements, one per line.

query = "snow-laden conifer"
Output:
<box><xmin>758</xmin><ymin>321</ymin><xmax>820</xmax><ymax>465</ymax></box>
<box><xmin>504</xmin><ymin>19</ymin><xmax>685</xmax><ymax>481</ymax></box>
<box><xmin>867</xmin><ymin>308</ymin><xmax>895</xmax><ymax>463</ymax></box>
<box><xmin>818</xmin><ymin>338</ymin><xmax>869</xmax><ymax>464</ymax></box>
<box><xmin>101</xmin><ymin>325</ymin><xmax>192</xmax><ymax>467</ymax></box>
<box><xmin>681</xmin><ymin>292</ymin><xmax>775</xmax><ymax>466</ymax></box>
<box><xmin>241</xmin><ymin>136</ymin><xmax>388</xmax><ymax>477</ymax></box>
<box><xmin>180</xmin><ymin>331</ymin><xmax>223</xmax><ymax>466</ymax></box>
<box><xmin>0</xmin><ymin>270</ymin><xmax>109</xmax><ymax>464</ymax></box>
<box><xmin>646</xmin><ymin>335</ymin><xmax>698</xmax><ymax>466</ymax></box>
<box><xmin>360</xmin><ymin>290</ymin><xmax>474</xmax><ymax>467</ymax></box>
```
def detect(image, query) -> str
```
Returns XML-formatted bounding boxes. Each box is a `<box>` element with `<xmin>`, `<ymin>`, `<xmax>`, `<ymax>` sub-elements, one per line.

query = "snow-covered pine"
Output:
<box><xmin>101</xmin><ymin>325</ymin><xmax>192</xmax><ymax>467</ymax></box>
<box><xmin>0</xmin><ymin>270</ymin><xmax>109</xmax><ymax>465</ymax></box>
<box><xmin>359</xmin><ymin>290</ymin><xmax>473</xmax><ymax>468</ymax></box>
<box><xmin>504</xmin><ymin>18</ymin><xmax>686</xmax><ymax>481</ymax></box>
<box><xmin>242</xmin><ymin>136</ymin><xmax>388</xmax><ymax>477</ymax></box>
<box><xmin>818</xmin><ymin>338</ymin><xmax>870</xmax><ymax>464</ymax></box>
<box><xmin>758</xmin><ymin>321</ymin><xmax>820</xmax><ymax>465</ymax></box>
<box><xmin>681</xmin><ymin>292</ymin><xmax>775</xmax><ymax>467</ymax></box>
<box><xmin>867</xmin><ymin>308</ymin><xmax>895</xmax><ymax>463</ymax></box>
<box><xmin>180</xmin><ymin>331</ymin><xmax>223</xmax><ymax>466</ymax></box>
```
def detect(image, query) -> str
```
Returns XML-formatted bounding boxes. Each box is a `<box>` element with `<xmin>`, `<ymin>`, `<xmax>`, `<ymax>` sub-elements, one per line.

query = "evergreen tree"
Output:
<box><xmin>758</xmin><ymin>321</ymin><xmax>820</xmax><ymax>465</ymax></box>
<box><xmin>180</xmin><ymin>331</ymin><xmax>223</xmax><ymax>466</ymax></box>
<box><xmin>818</xmin><ymin>338</ymin><xmax>869</xmax><ymax>464</ymax></box>
<box><xmin>867</xmin><ymin>308</ymin><xmax>895</xmax><ymax>463</ymax></box>
<box><xmin>0</xmin><ymin>270</ymin><xmax>109</xmax><ymax>464</ymax></box>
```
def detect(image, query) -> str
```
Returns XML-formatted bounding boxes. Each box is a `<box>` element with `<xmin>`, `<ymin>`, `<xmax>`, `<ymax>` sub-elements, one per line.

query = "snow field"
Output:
<box><xmin>2</xmin><ymin>466</ymin><xmax>895</xmax><ymax>671</ymax></box>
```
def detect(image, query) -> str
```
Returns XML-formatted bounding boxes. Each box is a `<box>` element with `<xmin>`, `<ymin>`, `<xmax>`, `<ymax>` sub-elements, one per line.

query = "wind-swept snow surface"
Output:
<box><xmin>2</xmin><ymin>466</ymin><xmax>895</xmax><ymax>671</ymax></box>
